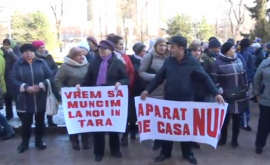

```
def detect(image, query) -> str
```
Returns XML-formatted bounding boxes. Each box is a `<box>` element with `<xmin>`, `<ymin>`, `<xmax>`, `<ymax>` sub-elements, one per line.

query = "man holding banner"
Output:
<box><xmin>140</xmin><ymin>36</ymin><xmax>225</xmax><ymax>165</ymax></box>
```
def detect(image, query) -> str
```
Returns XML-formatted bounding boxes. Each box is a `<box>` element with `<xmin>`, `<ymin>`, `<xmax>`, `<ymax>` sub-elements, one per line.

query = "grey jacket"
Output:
<box><xmin>54</xmin><ymin>56</ymin><xmax>89</xmax><ymax>91</ymax></box>
<box><xmin>253</xmin><ymin>57</ymin><xmax>270</xmax><ymax>106</ymax></box>
<box><xmin>139</xmin><ymin>49</ymin><xmax>168</xmax><ymax>99</ymax></box>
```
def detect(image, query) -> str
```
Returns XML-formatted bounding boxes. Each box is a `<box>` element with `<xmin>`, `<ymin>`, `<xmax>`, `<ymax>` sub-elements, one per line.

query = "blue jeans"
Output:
<box><xmin>0</xmin><ymin>113</ymin><xmax>12</xmax><ymax>134</ymax></box>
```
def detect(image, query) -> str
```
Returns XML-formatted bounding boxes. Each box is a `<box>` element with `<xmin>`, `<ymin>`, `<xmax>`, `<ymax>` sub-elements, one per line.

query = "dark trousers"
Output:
<box><xmin>160</xmin><ymin>140</ymin><xmax>193</xmax><ymax>158</ymax></box>
<box><xmin>124</xmin><ymin>97</ymin><xmax>137</xmax><ymax>135</ymax></box>
<box><xmin>70</xmin><ymin>133</ymin><xmax>88</xmax><ymax>142</ymax></box>
<box><xmin>19</xmin><ymin>111</ymin><xmax>45</xmax><ymax>144</ymax></box>
<box><xmin>93</xmin><ymin>132</ymin><xmax>120</xmax><ymax>156</ymax></box>
<box><xmin>255</xmin><ymin>104</ymin><xmax>270</xmax><ymax>148</ymax></box>
<box><xmin>4</xmin><ymin>95</ymin><xmax>13</xmax><ymax>117</ymax></box>
<box><xmin>221</xmin><ymin>113</ymin><xmax>241</xmax><ymax>140</ymax></box>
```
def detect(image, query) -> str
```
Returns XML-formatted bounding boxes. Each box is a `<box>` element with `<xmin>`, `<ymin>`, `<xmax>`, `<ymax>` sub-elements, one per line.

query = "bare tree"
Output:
<box><xmin>140</xmin><ymin>1</ymin><xmax>148</xmax><ymax>43</ymax></box>
<box><xmin>226</xmin><ymin>0</ymin><xmax>246</xmax><ymax>39</ymax></box>
<box><xmin>49</xmin><ymin>0</ymin><xmax>65</xmax><ymax>52</ymax></box>
<box><xmin>119</xmin><ymin>0</ymin><xmax>136</xmax><ymax>49</ymax></box>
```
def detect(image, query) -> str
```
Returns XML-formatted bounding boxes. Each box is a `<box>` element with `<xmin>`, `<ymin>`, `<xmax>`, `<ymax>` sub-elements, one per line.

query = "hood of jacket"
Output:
<box><xmin>218</xmin><ymin>52</ymin><xmax>237</xmax><ymax>62</ymax></box>
<box><xmin>64</xmin><ymin>56</ymin><xmax>88</xmax><ymax>66</ymax></box>
<box><xmin>244</xmin><ymin>47</ymin><xmax>255</xmax><ymax>55</ymax></box>
<box><xmin>8</xmin><ymin>39</ymin><xmax>16</xmax><ymax>48</ymax></box>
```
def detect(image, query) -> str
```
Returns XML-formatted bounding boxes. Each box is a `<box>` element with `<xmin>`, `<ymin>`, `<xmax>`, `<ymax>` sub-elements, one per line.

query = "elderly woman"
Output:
<box><xmin>10</xmin><ymin>44</ymin><xmax>60</xmax><ymax>153</ymax></box>
<box><xmin>76</xmin><ymin>40</ymin><xmax>129</xmax><ymax>162</ymax></box>
<box><xmin>32</xmin><ymin>40</ymin><xmax>59</xmax><ymax>127</ymax></box>
<box><xmin>211</xmin><ymin>42</ymin><xmax>248</xmax><ymax>148</ymax></box>
<box><xmin>54</xmin><ymin>47</ymin><xmax>89</xmax><ymax>151</ymax></box>
<box><xmin>139</xmin><ymin>37</ymin><xmax>169</xmax><ymax>150</ymax></box>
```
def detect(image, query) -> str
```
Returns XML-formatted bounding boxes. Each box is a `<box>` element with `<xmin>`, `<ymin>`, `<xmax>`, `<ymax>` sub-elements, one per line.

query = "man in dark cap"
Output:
<box><xmin>140</xmin><ymin>36</ymin><xmax>225</xmax><ymax>165</ymax></box>
<box><xmin>201</xmin><ymin>39</ymin><xmax>221</xmax><ymax>76</ymax></box>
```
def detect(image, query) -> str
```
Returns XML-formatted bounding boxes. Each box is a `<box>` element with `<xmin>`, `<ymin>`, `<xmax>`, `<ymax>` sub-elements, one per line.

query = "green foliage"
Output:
<box><xmin>11</xmin><ymin>11</ymin><xmax>57</xmax><ymax>51</ymax></box>
<box><xmin>245</xmin><ymin>0</ymin><xmax>270</xmax><ymax>42</ymax></box>
<box><xmin>192</xmin><ymin>16</ymin><xmax>214</xmax><ymax>42</ymax></box>
<box><xmin>164</xmin><ymin>14</ymin><xmax>214</xmax><ymax>43</ymax></box>
<box><xmin>163</xmin><ymin>13</ymin><xmax>193</xmax><ymax>42</ymax></box>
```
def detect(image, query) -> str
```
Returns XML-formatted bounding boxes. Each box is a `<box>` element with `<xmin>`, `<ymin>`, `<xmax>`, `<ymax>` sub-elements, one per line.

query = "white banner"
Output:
<box><xmin>134</xmin><ymin>97</ymin><xmax>228</xmax><ymax>148</ymax></box>
<box><xmin>61</xmin><ymin>86</ymin><xmax>128</xmax><ymax>134</ymax></box>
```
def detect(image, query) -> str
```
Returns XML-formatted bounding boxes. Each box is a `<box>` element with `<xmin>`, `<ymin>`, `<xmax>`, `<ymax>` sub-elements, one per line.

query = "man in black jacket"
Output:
<box><xmin>140</xmin><ymin>36</ymin><xmax>225</xmax><ymax>165</ymax></box>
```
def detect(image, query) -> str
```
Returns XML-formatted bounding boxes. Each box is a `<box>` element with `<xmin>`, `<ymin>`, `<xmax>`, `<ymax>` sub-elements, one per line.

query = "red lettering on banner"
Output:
<box><xmin>146</xmin><ymin>104</ymin><xmax>153</xmax><ymax>115</ymax></box>
<box><xmin>111</xmin><ymin>109</ymin><xmax>120</xmax><ymax>116</ymax></box>
<box><xmin>78</xmin><ymin>119</ymin><xmax>85</xmax><ymax>127</ymax></box>
<box><xmin>138</xmin><ymin>120</ymin><xmax>150</xmax><ymax>133</ymax></box>
<box><xmin>107</xmin><ymin>90</ymin><xmax>124</xmax><ymax>97</ymax></box>
<box><xmin>86</xmin><ymin>110</ymin><xmax>105</xmax><ymax>117</ymax></box>
<box><xmin>87</xmin><ymin>120</ymin><xmax>94</xmax><ymax>126</ymax></box>
<box><xmin>193</xmin><ymin>108</ymin><xmax>205</xmax><ymax>136</ymax></box>
<box><xmin>64</xmin><ymin>91</ymin><xmax>101</xmax><ymax>99</ymax></box>
<box><xmin>219</xmin><ymin>109</ymin><xmax>225</xmax><ymax>129</ymax></box>
<box><xmin>193</xmin><ymin>108</ymin><xmax>221</xmax><ymax>137</ymax></box>
<box><xmin>207</xmin><ymin>108</ymin><xmax>219</xmax><ymax>138</ymax></box>
<box><xmin>105</xmin><ymin>118</ymin><xmax>113</xmax><ymax>126</ymax></box>
<box><xmin>138</xmin><ymin>104</ymin><xmax>186</xmax><ymax>120</ymax></box>
<box><xmin>68</xmin><ymin>100</ymin><xmax>120</xmax><ymax>109</ymax></box>
<box><xmin>157</xmin><ymin>121</ymin><xmax>189</xmax><ymax>135</ymax></box>
<box><xmin>154</xmin><ymin>105</ymin><xmax>162</xmax><ymax>117</ymax></box>
<box><xmin>68</xmin><ymin>111</ymin><xmax>83</xmax><ymax>118</ymax></box>
<box><xmin>96</xmin><ymin>119</ymin><xmax>103</xmax><ymax>126</ymax></box>
<box><xmin>183</xmin><ymin>124</ymin><xmax>190</xmax><ymax>135</ymax></box>
<box><xmin>138</xmin><ymin>103</ymin><xmax>144</xmax><ymax>116</ymax></box>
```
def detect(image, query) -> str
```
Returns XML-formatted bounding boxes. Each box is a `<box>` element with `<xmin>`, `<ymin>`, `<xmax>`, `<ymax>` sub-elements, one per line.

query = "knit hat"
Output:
<box><xmin>227</xmin><ymin>38</ymin><xmax>235</xmax><ymax>45</ymax></box>
<box><xmin>256</xmin><ymin>38</ymin><xmax>261</xmax><ymax>42</ymax></box>
<box><xmin>87</xmin><ymin>36</ymin><xmax>98</xmax><ymax>46</ymax></box>
<box><xmin>133</xmin><ymin>43</ymin><xmax>146</xmax><ymax>55</ymax></box>
<box><xmin>97</xmin><ymin>40</ymin><xmax>115</xmax><ymax>51</ymax></box>
<box><xmin>208</xmin><ymin>39</ymin><xmax>221</xmax><ymax>49</ymax></box>
<box><xmin>208</xmin><ymin>37</ymin><xmax>218</xmax><ymax>42</ymax></box>
<box><xmin>32</xmin><ymin>40</ymin><xmax>45</xmax><ymax>49</ymax></box>
<box><xmin>20</xmin><ymin>44</ymin><xmax>36</xmax><ymax>53</ymax></box>
<box><xmin>251</xmin><ymin>43</ymin><xmax>261</xmax><ymax>49</ymax></box>
<box><xmin>78</xmin><ymin>42</ymin><xmax>90</xmax><ymax>51</ymax></box>
<box><xmin>221</xmin><ymin>42</ymin><xmax>234</xmax><ymax>54</ymax></box>
<box><xmin>240</xmin><ymin>38</ymin><xmax>251</xmax><ymax>50</ymax></box>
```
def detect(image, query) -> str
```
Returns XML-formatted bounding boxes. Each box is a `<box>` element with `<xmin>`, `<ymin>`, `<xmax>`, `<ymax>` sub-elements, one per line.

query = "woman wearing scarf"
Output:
<box><xmin>211</xmin><ymin>42</ymin><xmax>248</xmax><ymax>148</ymax></box>
<box><xmin>54</xmin><ymin>47</ymin><xmax>90</xmax><ymax>151</ymax></box>
<box><xmin>32</xmin><ymin>40</ymin><xmax>58</xmax><ymax>127</ymax></box>
<box><xmin>106</xmin><ymin>34</ymin><xmax>135</xmax><ymax>147</ymax></box>
<box><xmin>76</xmin><ymin>40</ymin><xmax>128</xmax><ymax>162</ymax></box>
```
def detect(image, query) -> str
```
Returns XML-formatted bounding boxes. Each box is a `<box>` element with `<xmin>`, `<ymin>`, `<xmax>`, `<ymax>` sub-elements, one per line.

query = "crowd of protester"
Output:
<box><xmin>0</xmin><ymin>34</ymin><xmax>270</xmax><ymax>164</ymax></box>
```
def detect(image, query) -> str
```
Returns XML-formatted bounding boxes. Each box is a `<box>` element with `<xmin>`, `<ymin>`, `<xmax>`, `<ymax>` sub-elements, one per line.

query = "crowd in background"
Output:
<box><xmin>0</xmin><ymin>34</ymin><xmax>270</xmax><ymax>165</ymax></box>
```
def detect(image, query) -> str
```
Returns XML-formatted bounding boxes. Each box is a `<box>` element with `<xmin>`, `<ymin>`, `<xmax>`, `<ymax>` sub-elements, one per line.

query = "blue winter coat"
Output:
<box><xmin>10</xmin><ymin>58</ymin><xmax>60</xmax><ymax>113</ymax></box>
<box><xmin>240</xmin><ymin>47</ymin><xmax>256</xmax><ymax>82</ymax></box>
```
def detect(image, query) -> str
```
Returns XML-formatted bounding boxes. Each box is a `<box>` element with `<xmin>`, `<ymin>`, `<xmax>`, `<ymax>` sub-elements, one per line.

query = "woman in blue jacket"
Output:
<box><xmin>10</xmin><ymin>44</ymin><xmax>60</xmax><ymax>153</ymax></box>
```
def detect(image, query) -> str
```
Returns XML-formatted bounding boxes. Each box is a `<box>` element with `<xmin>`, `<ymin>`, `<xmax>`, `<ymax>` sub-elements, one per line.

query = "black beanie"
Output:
<box><xmin>20</xmin><ymin>44</ymin><xmax>36</xmax><ymax>53</ymax></box>
<box><xmin>133</xmin><ymin>43</ymin><xmax>146</xmax><ymax>55</ymax></box>
<box><xmin>221</xmin><ymin>42</ymin><xmax>234</xmax><ymax>54</ymax></box>
<box><xmin>208</xmin><ymin>39</ymin><xmax>221</xmax><ymax>49</ymax></box>
<box><xmin>227</xmin><ymin>38</ymin><xmax>235</xmax><ymax>45</ymax></box>
<box><xmin>208</xmin><ymin>37</ymin><xmax>217</xmax><ymax>42</ymax></box>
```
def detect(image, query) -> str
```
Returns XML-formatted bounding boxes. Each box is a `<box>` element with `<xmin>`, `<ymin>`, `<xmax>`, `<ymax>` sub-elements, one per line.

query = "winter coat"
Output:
<box><xmin>211</xmin><ymin>53</ymin><xmax>249</xmax><ymax>114</ymax></box>
<box><xmin>255</xmin><ymin>47</ymin><xmax>265</xmax><ymax>69</ymax></box>
<box><xmin>240</xmin><ymin>47</ymin><xmax>256</xmax><ymax>82</ymax></box>
<box><xmin>129</xmin><ymin>54</ymin><xmax>145</xmax><ymax>96</ymax></box>
<box><xmin>1</xmin><ymin>47</ymin><xmax>18</xmax><ymax>96</ymax></box>
<box><xmin>253</xmin><ymin>58</ymin><xmax>270</xmax><ymax>107</ymax></box>
<box><xmin>201</xmin><ymin>48</ymin><xmax>217</xmax><ymax>77</ymax></box>
<box><xmin>146</xmin><ymin>50</ymin><xmax>218</xmax><ymax>102</ymax></box>
<box><xmin>10</xmin><ymin>58</ymin><xmax>60</xmax><ymax>113</ymax></box>
<box><xmin>85</xmin><ymin>51</ymin><xmax>95</xmax><ymax>63</ymax></box>
<box><xmin>35</xmin><ymin>52</ymin><xmax>58</xmax><ymax>76</ymax></box>
<box><xmin>0</xmin><ymin>50</ymin><xmax>6</xmax><ymax>93</ymax></box>
<box><xmin>139</xmin><ymin>49</ymin><xmax>169</xmax><ymax>99</ymax></box>
<box><xmin>55</xmin><ymin>56</ymin><xmax>89</xmax><ymax>91</ymax></box>
<box><xmin>81</xmin><ymin>53</ymin><xmax>129</xmax><ymax>87</ymax></box>
<box><xmin>114</xmin><ymin>51</ymin><xmax>135</xmax><ymax>87</ymax></box>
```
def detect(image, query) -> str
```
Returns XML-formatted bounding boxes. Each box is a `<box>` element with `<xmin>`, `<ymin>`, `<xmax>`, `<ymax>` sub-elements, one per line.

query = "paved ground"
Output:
<box><xmin>0</xmin><ymin>102</ymin><xmax>270</xmax><ymax>165</ymax></box>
